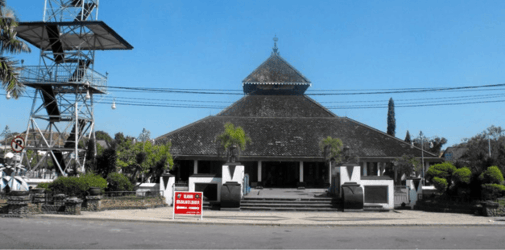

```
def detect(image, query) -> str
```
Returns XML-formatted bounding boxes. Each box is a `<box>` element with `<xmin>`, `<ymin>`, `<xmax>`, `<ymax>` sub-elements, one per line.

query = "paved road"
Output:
<box><xmin>1</xmin><ymin>217</ymin><xmax>504</xmax><ymax>249</ymax></box>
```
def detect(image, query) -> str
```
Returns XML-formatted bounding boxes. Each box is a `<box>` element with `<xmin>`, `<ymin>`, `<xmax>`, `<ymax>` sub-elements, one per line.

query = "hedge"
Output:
<box><xmin>48</xmin><ymin>173</ymin><xmax>107</xmax><ymax>198</ymax></box>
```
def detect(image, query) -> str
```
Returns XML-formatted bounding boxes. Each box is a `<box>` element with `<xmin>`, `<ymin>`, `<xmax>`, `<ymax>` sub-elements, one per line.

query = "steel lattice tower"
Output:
<box><xmin>15</xmin><ymin>0</ymin><xmax>133</xmax><ymax>176</ymax></box>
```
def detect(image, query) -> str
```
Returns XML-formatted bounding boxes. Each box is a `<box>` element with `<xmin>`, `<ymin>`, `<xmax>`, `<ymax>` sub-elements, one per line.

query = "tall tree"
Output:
<box><xmin>0</xmin><ymin>0</ymin><xmax>31</xmax><ymax>99</ymax></box>
<box><xmin>404</xmin><ymin>130</ymin><xmax>411</xmax><ymax>143</ymax></box>
<box><xmin>387</xmin><ymin>97</ymin><xmax>396</xmax><ymax>137</ymax></box>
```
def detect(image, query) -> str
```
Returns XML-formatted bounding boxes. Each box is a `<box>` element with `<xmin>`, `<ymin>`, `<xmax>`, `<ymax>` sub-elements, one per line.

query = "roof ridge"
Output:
<box><xmin>303</xmin><ymin>95</ymin><xmax>338</xmax><ymax>117</ymax></box>
<box><xmin>215</xmin><ymin>95</ymin><xmax>246</xmax><ymax>116</ymax></box>
<box><xmin>155</xmin><ymin>116</ymin><xmax>213</xmax><ymax>141</ymax></box>
<box><xmin>343</xmin><ymin>117</ymin><xmax>439</xmax><ymax>158</ymax></box>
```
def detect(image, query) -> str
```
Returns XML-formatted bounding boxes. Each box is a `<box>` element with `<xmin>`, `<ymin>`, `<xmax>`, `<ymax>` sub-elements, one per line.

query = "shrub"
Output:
<box><xmin>453</xmin><ymin>167</ymin><xmax>472</xmax><ymax>184</ymax></box>
<box><xmin>432</xmin><ymin>177</ymin><xmax>448</xmax><ymax>194</ymax></box>
<box><xmin>36</xmin><ymin>183</ymin><xmax>52</xmax><ymax>192</ymax></box>
<box><xmin>481</xmin><ymin>184</ymin><xmax>505</xmax><ymax>200</ymax></box>
<box><xmin>426</xmin><ymin>162</ymin><xmax>456</xmax><ymax>181</ymax></box>
<box><xmin>479</xmin><ymin>166</ymin><xmax>504</xmax><ymax>184</ymax></box>
<box><xmin>49</xmin><ymin>173</ymin><xmax>107</xmax><ymax>198</ymax></box>
<box><xmin>106</xmin><ymin>173</ymin><xmax>134</xmax><ymax>192</ymax></box>
<box><xmin>426</xmin><ymin>162</ymin><xmax>456</xmax><ymax>195</ymax></box>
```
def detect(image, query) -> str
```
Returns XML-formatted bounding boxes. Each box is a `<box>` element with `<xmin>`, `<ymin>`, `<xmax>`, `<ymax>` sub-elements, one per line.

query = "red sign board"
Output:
<box><xmin>174</xmin><ymin>191</ymin><xmax>203</xmax><ymax>216</ymax></box>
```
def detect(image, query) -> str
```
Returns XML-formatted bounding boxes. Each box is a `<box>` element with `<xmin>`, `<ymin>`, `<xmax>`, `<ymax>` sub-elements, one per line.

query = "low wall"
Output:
<box><xmin>101</xmin><ymin>196</ymin><xmax>166</xmax><ymax>210</ymax></box>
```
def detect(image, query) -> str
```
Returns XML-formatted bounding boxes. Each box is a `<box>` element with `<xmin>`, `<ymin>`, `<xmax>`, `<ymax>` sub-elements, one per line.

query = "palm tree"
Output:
<box><xmin>216</xmin><ymin>122</ymin><xmax>251</xmax><ymax>163</ymax></box>
<box><xmin>0</xmin><ymin>0</ymin><xmax>30</xmax><ymax>99</ymax></box>
<box><xmin>319</xmin><ymin>136</ymin><xmax>343</xmax><ymax>164</ymax></box>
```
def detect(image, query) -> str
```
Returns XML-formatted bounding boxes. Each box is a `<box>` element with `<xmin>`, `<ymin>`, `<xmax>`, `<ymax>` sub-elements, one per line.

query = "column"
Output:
<box><xmin>299</xmin><ymin>161</ymin><xmax>304</xmax><ymax>182</ymax></box>
<box><xmin>363</xmin><ymin>162</ymin><xmax>368</xmax><ymax>176</ymax></box>
<box><xmin>193</xmin><ymin>160</ymin><xmax>198</xmax><ymax>174</ymax></box>
<box><xmin>377</xmin><ymin>162</ymin><xmax>382</xmax><ymax>176</ymax></box>
<box><xmin>328</xmin><ymin>161</ymin><xmax>331</xmax><ymax>183</ymax></box>
<box><xmin>257</xmin><ymin>161</ymin><xmax>262</xmax><ymax>182</ymax></box>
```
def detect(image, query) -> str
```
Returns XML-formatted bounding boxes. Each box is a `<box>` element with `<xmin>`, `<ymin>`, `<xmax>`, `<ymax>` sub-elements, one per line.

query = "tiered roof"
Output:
<box><xmin>157</xmin><ymin>46</ymin><xmax>438</xmax><ymax>162</ymax></box>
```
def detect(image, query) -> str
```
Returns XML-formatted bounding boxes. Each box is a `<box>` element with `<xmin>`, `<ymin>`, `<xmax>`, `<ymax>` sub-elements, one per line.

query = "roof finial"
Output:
<box><xmin>272</xmin><ymin>35</ymin><xmax>279</xmax><ymax>55</ymax></box>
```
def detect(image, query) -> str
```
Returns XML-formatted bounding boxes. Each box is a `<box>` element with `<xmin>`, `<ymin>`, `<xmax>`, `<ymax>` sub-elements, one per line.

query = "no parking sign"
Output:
<box><xmin>11</xmin><ymin>136</ymin><xmax>25</xmax><ymax>153</ymax></box>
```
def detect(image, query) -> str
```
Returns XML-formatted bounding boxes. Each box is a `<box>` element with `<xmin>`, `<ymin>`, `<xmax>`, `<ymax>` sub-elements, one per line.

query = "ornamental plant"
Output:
<box><xmin>425</xmin><ymin>162</ymin><xmax>457</xmax><ymax>194</ymax></box>
<box><xmin>106</xmin><ymin>173</ymin><xmax>134</xmax><ymax>192</ymax></box>
<box><xmin>479</xmin><ymin>166</ymin><xmax>504</xmax><ymax>184</ymax></box>
<box><xmin>216</xmin><ymin>122</ymin><xmax>251</xmax><ymax>162</ymax></box>
<box><xmin>319</xmin><ymin>136</ymin><xmax>343</xmax><ymax>163</ymax></box>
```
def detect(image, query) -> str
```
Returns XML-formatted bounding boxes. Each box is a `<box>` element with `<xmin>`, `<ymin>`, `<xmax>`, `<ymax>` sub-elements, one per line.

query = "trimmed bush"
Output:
<box><xmin>36</xmin><ymin>183</ymin><xmax>52</xmax><ymax>192</ymax></box>
<box><xmin>106</xmin><ymin>173</ymin><xmax>134</xmax><ymax>192</ymax></box>
<box><xmin>432</xmin><ymin>177</ymin><xmax>448</xmax><ymax>194</ymax></box>
<box><xmin>426</xmin><ymin>162</ymin><xmax>456</xmax><ymax>181</ymax></box>
<box><xmin>479</xmin><ymin>166</ymin><xmax>504</xmax><ymax>184</ymax></box>
<box><xmin>453</xmin><ymin>167</ymin><xmax>472</xmax><ymax>184</ymax></box>
<box><xmin>481</xmin><ymin>184</ymin><xmax>505</xmax><ymax>200</ymax></box>
<box><xmin>49</xmin><ymin>173</ymin><xmax>107</xmax><ymax>198</ymax></box>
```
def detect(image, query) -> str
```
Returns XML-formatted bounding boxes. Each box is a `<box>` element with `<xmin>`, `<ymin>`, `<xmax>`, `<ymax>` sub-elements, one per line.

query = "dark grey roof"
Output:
<box><xmin>157</xmin><ymin>113</ymin><xmax>437</xmax><ymax>160</ymax></box>
<box><xmin>442</xmin><ymin>147</ymin><xmax>468</xmax><ymax>161</ymax></box>
<box><xmin>217</xmin><ymin>95</ymin><xmax>335</xmax><ymax>118</ymax></box>
<box><xmin>242</xmin><ymin>54</ymin><xmax>310</xmax><ymax>85</ymax></box>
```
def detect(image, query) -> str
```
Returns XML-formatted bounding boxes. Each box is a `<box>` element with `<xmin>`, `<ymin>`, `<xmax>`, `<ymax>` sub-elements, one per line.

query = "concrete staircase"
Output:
<box><xmin>240</xmin><ymin>197</ymin><xmax>341</xmax><ymax>211</ymax></box>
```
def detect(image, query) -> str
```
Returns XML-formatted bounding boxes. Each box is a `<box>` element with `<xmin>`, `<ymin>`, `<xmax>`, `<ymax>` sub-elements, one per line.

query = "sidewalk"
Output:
<box><xmin>34</xmin><ymin>207</ymin><xmax>505</xmax><ymax>227</ymax></box>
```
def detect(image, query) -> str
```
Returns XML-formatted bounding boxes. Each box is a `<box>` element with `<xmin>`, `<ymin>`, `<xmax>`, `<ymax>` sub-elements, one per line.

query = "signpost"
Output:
<box><xmin>11</xmin><ymin>136</ymin><xmax>25</xmax><ymax>153</ymax></box>
<box><xmin>173</xmin><ymin>191</ymin><xmax>203</xmax><ymax>220</ymax></box>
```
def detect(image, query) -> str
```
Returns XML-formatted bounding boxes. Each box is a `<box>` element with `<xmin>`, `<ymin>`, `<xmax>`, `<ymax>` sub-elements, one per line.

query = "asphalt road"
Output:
<box><xmin>0</xmin><ymin>217</ymin><xmax>504</xmax><ymax>249</ymax></box>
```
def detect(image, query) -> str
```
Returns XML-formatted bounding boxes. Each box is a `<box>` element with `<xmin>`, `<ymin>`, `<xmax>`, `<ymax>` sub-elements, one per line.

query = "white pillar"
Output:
<box><xmin>328</xmin><ymin>161</ymin><xmax>332</xmax><ymax>183</ymax></box>
<box><xmin>257</xmin><ymin>161</ymin><xmax>262</xmax><ymax>182</ymax></box>
<box><xmin>299</xmin><ymin>161</ymin><xmax>304</xmax><ymax>182</ymax></box>
<box><xmin>377</xmin><ymin>162</ymin><xmax>382</xmax><ymax>176</ymax></box>
<box><xmin>193</xmin><ymin>160</ymin><xmax>198</xmax><ymax>174</ymax></box>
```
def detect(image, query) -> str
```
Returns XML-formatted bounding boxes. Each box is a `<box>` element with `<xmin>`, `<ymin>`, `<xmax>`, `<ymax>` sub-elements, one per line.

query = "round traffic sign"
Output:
<box><xmin>11</xmin><ymin>136</ymin><xmax>25</xmax><ymax>153</ymax></box>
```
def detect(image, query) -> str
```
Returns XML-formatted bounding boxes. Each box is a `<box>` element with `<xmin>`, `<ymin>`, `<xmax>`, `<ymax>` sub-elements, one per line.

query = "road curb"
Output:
<box><xmin>31</xmin><ymin>214</ymin><xmax>505</xmax><ymax>227</ymax></box>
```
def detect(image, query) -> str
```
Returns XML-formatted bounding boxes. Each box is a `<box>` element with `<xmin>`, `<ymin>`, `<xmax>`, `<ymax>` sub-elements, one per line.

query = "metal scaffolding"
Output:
<box><xmin>15</xmin><ymin>0</ymin><xmax>132</xmax><ymax>176</ymax></box>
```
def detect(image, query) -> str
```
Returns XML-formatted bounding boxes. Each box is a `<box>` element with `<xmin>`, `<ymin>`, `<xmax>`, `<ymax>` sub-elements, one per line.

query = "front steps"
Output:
<box><xmin>240</xmin><ymin>197</ymin><xmax>341</xmax><ymax>211</ymax></box>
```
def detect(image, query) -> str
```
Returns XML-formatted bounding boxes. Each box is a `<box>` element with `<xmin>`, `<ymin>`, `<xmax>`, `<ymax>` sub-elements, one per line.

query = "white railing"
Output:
<box><xmin>19</xmin><ymin>65</ymin><xmax>107</xmax><ymax>93</ymax></box>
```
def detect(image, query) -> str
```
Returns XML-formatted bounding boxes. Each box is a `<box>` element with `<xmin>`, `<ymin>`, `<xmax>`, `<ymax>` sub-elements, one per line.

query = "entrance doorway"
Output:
<box><xmin>262</xmin><ymin>161</ymin><xmax>298</xmax><ymax>188</ymax></box>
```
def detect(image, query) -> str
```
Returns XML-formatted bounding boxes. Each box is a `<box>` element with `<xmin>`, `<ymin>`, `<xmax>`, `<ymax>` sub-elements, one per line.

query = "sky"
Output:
<box><xmin>1</xmin><ymin>0</ymin><xmax>505</xmax><ymax>149</ymax></box>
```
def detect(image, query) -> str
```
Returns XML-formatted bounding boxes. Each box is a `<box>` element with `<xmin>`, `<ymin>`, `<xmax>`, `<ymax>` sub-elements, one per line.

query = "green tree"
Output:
<box><xmin>137</xmin><ymin>128</ymin><xmax>151</xmax><ymax>143</ymax></box>
<box><xmin>456</xmin><ymin>125</ymin><xmax>505</xmax><ymax>174</ymax></box>
<box><xmin>116</xmin><ymin>130</ymin><xmax>173</xmax><ymax>184</ymax></box>
<box><xmin>404</xmin><ymin>130</ymin><xmax>411</xmax><ymax>144</ymax></box>
<box><xmin>392</xmin><ymin>154</ymin><xmax>420</xmax><ymax>183</ymax></box>
<box><xmin>1</xmin><ymin>0</ymin><xmax>31</xmax><ymax>99</ymax></box>
<box><xmin>413</xmin><ymin>135</ymin><xmax>447</xmax><ymax>156</ymax></box>
<box><xmin>216</xmin><ymin>122</ymin><xmax>251</xmax><ymax>162</ymax></box>
<box><xmin>319</xmin><ymin>136</ymin><xmax>344</xmax><ymax>164</ymax></box>
<box><xmin>387</xmin><ymin>97</ymin><xmax>395</xmax><ymax>137</ymax></box>
<box><xmin>425</xmin><ymin>162</ymin><xmax>457</xmax><ymax>194</ymax></box>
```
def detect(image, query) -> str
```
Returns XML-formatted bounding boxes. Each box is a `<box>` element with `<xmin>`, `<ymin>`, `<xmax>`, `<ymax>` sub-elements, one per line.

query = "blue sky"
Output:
<box><xmin>2</xmin><ymin>0</ymin><xmax>505</xmax><ymax>148</ymax></box>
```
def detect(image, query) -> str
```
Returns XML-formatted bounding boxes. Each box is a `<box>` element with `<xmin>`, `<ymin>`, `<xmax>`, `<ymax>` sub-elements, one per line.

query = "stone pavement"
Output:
<box><xmin>35</xmin><ymin>207</ymin><xmax>505</xmax><ymax>227</ymax></box>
